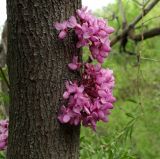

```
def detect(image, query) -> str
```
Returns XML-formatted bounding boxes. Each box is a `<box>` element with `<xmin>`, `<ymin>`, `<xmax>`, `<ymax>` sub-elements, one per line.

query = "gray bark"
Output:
<box><xmin>7</xmin><ymin>0</ymin><xmax>81</xmax><ymax>159</ymax></box>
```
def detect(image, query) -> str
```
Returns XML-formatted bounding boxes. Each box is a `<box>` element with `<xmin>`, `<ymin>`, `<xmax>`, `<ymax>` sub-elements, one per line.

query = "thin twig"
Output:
<box><xmin>140</xmin><ymin>57</ymin><xmax>160</xmax><ymax>62</ymax></box>
<box><xmin>133</xmin><ymin>0</ymin><xmax>150</xmax><ymax>7</ymax></box>
<box><xmin>135</xmin><ymin>15</ymin><xmax>160</xmax><ymax>29</ymax></box>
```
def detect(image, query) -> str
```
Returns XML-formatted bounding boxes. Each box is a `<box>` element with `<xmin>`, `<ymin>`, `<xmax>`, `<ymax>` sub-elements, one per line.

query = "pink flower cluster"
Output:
<box><xmin>55</xmin><ymin>7</ymin><xmax>115</xmax><ymax>130</ymax></box>
<box><xmin>0</xmin><ymin>120</ymin><xmax>8</xmax><ymax>150</ymax></box>
<box><xmin>55</xmin><ymin>6</ymin><xmax>114</xmax><ymax>63</ymax></box>
<box><xmin>58</xmin><ymin>64</ymin><xmax>115</xmax><ymax>130</ymax></box>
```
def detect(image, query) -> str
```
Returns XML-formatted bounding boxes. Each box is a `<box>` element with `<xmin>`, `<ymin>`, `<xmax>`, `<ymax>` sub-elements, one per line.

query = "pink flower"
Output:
<box><xmin>54</xmin><ymin>7</ymin><xmax>114</xmax><ymax>63</ymax></box>
<box><xmin>58</xmin><ymin>64</ymin><xmax>116</xmax><ymax>130</ymax></box>
<box><xmin>54</xmin><ymin>21</ymin><xmax>68</xmax><ymax>39</ymax></box>
<box><xmin>58</xmin><ymin>31</ymin><xmax>67</xmax><ymax>39</ymax></box>
<box><xmin>105</xmin><ymin>26</ymin><xmax>115</xmax><ymax>34</ymax></box>
<box><xmin>76</xmin><ymin>6</ymin><xmax>93</xmax><ymax>21</ymax></box>
<box><xmin>54</xmin><ymin>21</ymin><xmax>68</xmax><ymax>31</ymax></box>
<box><xmin>58</xmin><ymin>106</ymin><xmax>71</xmax><ymax>123</ymax></box>
<box><xmin>67</xmin><ymin>16</ymin><xmax>78</xmax><ymax>28</ymax></box>
<box><xmin>0</xmin><ymin>120</ymin><xmax>8</xmax><ymax>150</ymax></box>
<box><xmin>55</xmin><ymin>7</ymin><xmax>116</xmax><ymax>130</ymax></box>
<box><xmin>68</xmin><ymin>56</ymin><xmax>81</xmax><ymax>70</ymax></box>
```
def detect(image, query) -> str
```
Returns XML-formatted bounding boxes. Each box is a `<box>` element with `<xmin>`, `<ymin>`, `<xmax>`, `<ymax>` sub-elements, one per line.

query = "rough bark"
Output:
<box><xmin>7</xmin><ymin>0</ymin><xmax>81</xmax><ymax>159</ymax></box>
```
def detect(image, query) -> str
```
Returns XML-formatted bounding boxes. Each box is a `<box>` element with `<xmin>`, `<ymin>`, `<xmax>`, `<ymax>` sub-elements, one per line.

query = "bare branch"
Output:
<box><xmin>131</xmin><ymin>0</ymin><xmax>159</xmax><ymax>27</ymax></box>
<box><xmin>130</xmin><ymin>27</ymin><xmax>160</xmax><ymax>41</ymax></box>
<box><xmin>133</xmin><ymin>0</ymin><xmax>150</xmax><ymax>7</ymax></box>
<box><xmin>111</xmin><ymin>0</ymin><xmax>160</xmax><ymax>46</ymax></box>
<box><xmin>133</xmin><ymin>0</ymin><xmax>143</xmax><ymax>6</ymax></box>
<box><xmin>140</xmin><ymin>57</ymin><xmax>160</xmax><ymax>62</ymax></box>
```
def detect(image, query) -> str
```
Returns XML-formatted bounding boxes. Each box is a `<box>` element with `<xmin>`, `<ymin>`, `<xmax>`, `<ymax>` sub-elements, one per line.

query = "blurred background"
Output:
<box><xmin>0</xmin><ymin>0</ymin><xmax>160</xmax><ymax>159</ymax></box>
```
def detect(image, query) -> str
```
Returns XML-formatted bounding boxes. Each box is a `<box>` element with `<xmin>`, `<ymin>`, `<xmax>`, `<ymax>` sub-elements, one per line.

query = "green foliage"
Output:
<box><xmin>0</xmin><ymin>66</ymin><xmax>9</xmax><ymax>104</ymax></box>
<box><xmin>80</xmin><ymin>41</ymin><xmax>160</xmax><ymax>158</ymax></box>
<box><xmin>0</xmin><ymin>152</ymin><xmax>5</xmax><ymax>159</ymax></box>
<box><xmin>80</xmin><ymin>1</ymin><xmax>160</xmax><ymax>159</ymax></box>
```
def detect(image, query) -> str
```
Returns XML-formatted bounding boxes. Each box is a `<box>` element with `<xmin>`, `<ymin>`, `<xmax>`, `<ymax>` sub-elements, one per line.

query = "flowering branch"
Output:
<box><xmin>0</xmin><ymin>120</ymin><xmax>8</xmax><ymax>150</ymax></box>
<box><xmin>54</xmin><ymin>7</ymin><xmax>116</xmax><ymax>130</ymax></box>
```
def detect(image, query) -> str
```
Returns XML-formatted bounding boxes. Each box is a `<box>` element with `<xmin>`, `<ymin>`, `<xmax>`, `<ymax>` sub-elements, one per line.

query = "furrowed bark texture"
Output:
<box><xmin>7</xmin><ymin>0</ymin><xmax>81</xmax><ymax>159</ymax></box>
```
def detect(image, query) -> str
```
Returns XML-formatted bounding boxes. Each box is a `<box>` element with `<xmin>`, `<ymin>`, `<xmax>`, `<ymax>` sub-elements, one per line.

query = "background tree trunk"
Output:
<box><xmin>0</xmin><ymin>21</ymin><xmax>9</xmax><ymax>117</ymax></box>
<box><xmin>7</xmin><ymin>0</ymin><xmax>81</xmax><ymax>159</ymax></box>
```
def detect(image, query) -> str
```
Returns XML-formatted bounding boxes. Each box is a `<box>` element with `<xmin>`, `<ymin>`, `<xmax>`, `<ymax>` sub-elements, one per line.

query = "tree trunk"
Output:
<box><xmin>0</xmin><ymin>21</ymin><xmax>9</xmax><ymax>117</ymax></box>
<box><xmin>7</xmin><ymin>0</ymin><xmax>81</xmax><ymax>159</ymax></box>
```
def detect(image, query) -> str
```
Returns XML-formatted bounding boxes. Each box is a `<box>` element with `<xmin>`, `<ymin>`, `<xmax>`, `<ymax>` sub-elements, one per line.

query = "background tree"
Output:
<box><xmin>7</xmin><ymin>0</ymin><xmax>81</xmax><ymax>159</ymax></box>
<box><xmin>0</xmin><ymin>21</ymin><xmax>9</xmax><ymax>117</ymax></box>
